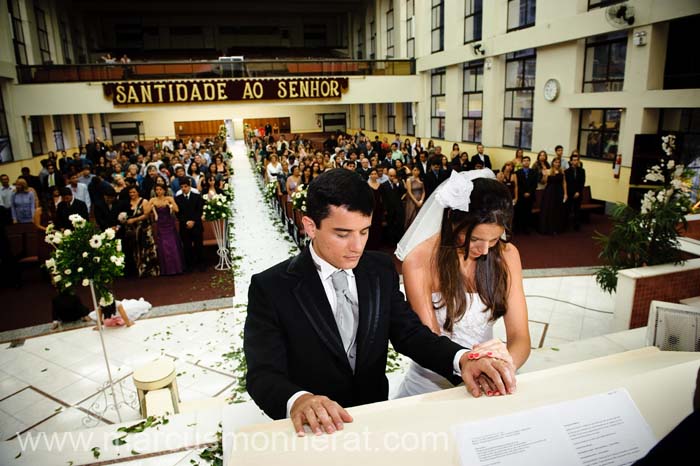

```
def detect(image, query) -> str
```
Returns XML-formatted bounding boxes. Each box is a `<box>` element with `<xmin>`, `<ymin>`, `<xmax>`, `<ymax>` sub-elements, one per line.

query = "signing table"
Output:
<box><xmin>227</xmin><ymin>347</ymin><xmax>700</xmax><ymax>466</ymax></box>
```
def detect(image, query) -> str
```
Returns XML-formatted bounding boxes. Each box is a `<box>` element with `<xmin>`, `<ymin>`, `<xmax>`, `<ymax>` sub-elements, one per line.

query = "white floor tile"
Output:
<box><xmin>0</xmin><ymin>389</ymin><xmax>45</xmax><ymax>416</ymax></box>
<box><xmin>0</xmin><ymin>375</ymin><xmax>29</xmax><ymax>400</ymax></box>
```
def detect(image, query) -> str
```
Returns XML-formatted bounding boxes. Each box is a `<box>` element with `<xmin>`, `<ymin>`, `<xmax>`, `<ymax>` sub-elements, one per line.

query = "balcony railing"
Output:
<box><xmin>16</xmin><ymin>59</ymin><xmax>415</xmax><ymax>84</ymax></box>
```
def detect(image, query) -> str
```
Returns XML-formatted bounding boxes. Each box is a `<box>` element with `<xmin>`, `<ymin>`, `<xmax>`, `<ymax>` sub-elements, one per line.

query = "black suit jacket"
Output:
<box><xmin>565</xmin><ymin>167</ymin><xmax>586</xmax><ymax>198</ymax></box>
<box><xmin>515</xmin><ymin>168</ymin><xmax>538</xmax><ymax>200</ymax></box>
<box><xmin>244</xmin><ymin>248</ymin><xmax>464</xmax><ymax>420</ymax></box>
<box><xmin>41</xmin><ymin>173</ymin><xmax>65</xmax><ymax>193</ymax></box>
<box><xmin>55</xmin><ymin>200</ymin><xmax>89</xmax><ymax>230</ymax></box>
<box><xmin>470</xmin><ymin>153</ymin><xmax>492</xmax><ymax>170</ymax></box>
<box><xmin>423</xmin><ymin>168</ymin><xmax>447</xmax><ymax>199</ymax></box>
<box><xmin>175</xmin><ymin>192</ymin><xmax>204</xmax><ymax>230</ymax></box>
<box><xmin>94</xmin><ymin>199</ymin><xmax>125</xmax><ymax>230</ymax></box>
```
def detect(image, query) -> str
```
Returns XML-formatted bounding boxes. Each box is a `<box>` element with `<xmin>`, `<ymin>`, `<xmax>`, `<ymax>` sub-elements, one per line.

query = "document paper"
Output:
<box><xmin>453</xmin><ymin>389</ymin><xmax>657</xmax><ymax>466</ymax></box>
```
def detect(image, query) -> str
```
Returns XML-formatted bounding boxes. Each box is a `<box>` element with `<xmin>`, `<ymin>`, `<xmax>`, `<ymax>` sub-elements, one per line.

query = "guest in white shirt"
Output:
<box><xmin>266</xmin><ymin>154</ymin><xmax>284</xmax><ymax>182</ymax></box>
<box><xmin>0</xmin><ymin>174</ymin><xmax>15</xmax><ymax>209</ymax></box>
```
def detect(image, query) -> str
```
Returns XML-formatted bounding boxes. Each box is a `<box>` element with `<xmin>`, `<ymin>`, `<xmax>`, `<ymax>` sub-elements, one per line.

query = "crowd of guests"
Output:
<box><xmin>0</xmin><ymin>135</ymin><xmax>231</xmax><ymax>284</ymax></box>
<box><xmin>252</xmin><ymin>129</ymin><xmax>588</xmax><ymax>250</ymax></box>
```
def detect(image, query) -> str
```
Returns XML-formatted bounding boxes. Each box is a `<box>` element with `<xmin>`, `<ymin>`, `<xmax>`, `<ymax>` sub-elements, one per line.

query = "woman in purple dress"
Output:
<box><xmin>151</xmin><ymin>184</ymin><xmax>184</xmax><ymax>275</ymax></box>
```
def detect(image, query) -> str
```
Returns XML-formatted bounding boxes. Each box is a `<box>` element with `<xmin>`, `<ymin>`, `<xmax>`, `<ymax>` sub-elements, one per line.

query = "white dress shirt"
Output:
<box><xmin>70</xmin><ymin>182</ymin><xmax>91</xmax><ymax>212</ymax></box>
<box><xmin>0</xmin><ymin>185</ymin><xmax>15</xmax><ymax>209</ymax></box>
<box><xmin>285</xmin><ymin>243</ymin><xmax>467</xmax><ymax>418</ymax></box>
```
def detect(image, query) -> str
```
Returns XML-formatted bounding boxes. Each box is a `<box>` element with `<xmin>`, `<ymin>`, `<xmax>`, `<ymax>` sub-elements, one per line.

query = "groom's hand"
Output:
<box><xmin>459</xmin><ymin>354</ymin><xmax>516</xmax><ymax>397</ymax></box>
<box><xmin>290</xmin><ymin>394</ymin><xmax>353</xmax><ymax>436</ymax></box>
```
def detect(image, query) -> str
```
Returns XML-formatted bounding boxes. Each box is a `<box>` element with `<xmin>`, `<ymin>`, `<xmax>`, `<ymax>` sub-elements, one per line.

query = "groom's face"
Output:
<box><xmin>304</xmin><ymin>206</ymin><xmax>371</xmax><ymax>270</ymax></box>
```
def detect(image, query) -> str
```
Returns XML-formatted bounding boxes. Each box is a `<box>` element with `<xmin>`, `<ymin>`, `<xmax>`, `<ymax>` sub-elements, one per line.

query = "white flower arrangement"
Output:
<box><xmin>263</xmin><ymin>181</ymin><xmax>278</xmax><ymax>203</ymax></box>
<box><xmin>44</xmin><ymin>217</ymin><xmax>124</xmax><ymax>306</ymax></box>
<box><xmin>291</xmin><ymin>185</ymin><xmax>308</xmax><ymax>212</ymax></box>
<box><xmin>204</xmin><ymin>193</ymin><xmax>232</xmax><ymax>221</ymax></box>
<box><xmin>117</xmin><ymin>212</ymin><xmax>128</xmax><ymax>224</ymax></box>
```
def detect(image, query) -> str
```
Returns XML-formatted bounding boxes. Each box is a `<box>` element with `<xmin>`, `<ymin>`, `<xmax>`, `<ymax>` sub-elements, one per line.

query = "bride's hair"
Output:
<box><xmin>435</xmin><ymin>178</ymin><xmax>513</xmax><ymax>332</ymax></box>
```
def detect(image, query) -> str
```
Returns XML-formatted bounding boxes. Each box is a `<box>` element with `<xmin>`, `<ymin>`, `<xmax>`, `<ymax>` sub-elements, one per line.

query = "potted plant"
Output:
<box><xmin>595</xmin><ymin>135</ymin><xmax>696</xmax><ymax>293</ymax></box>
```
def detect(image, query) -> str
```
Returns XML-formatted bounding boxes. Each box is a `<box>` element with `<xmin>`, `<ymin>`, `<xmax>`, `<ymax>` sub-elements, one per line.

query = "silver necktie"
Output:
<box><xmin>330</xmin><ymin>270</ymin><xmax>358</xmax><ymax>365</ymax></box>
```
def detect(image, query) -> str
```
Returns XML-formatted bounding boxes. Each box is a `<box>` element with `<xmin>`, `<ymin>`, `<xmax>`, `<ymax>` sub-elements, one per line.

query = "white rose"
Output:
<box><xmin>89</xmin><ymin>236</ymin><xmax>102</xmax><ymax>249</ymax></box>
<box><xmin>45</xmin><ymin>235</ymin><xmax>54</xmax><ymax>245</ymax></box>
<box><xmin>667</xmin><ymin>160</ymin><xmax>675</xmax><ymax>169</ymax></box>
<box><xmin>99</xmin><ymin>294</ymin><xmax>114</xmax><ymax>306</ymax></box>
<box><xmin>45</xmin><ymin>258</ymin><xmax>56</xmax><ymax>269</ymax></box>
<box><xmin>94</xmin><ymin>257</ymin><xmax>101</xmax><ymax>263</ymax></box>
<box><xmin>82</xmin><ymin>252</ymin><xmax>89</xmax><ymax>258</ymax></box>
<box><xmin>82</xmin><ymin>279</ymin><xmax>89</xmax><ymax>287</ymax></box>
<box><xmin>110</xmin><ymin>255</ymin><xmax>118</xmax><ymax>264</ymax></box>
<box><xmin>63</xmin><ymin>230</ymin><xmax>71</xmax><ymax>237</ymax></box>
<box><xmin>64</xmin><ymin>282</ymin><xmax>71</xmax><ymax>288</ymax></box>
<box><xmin>105</xmin><ymin>228</ymin><xmax>115</xmax><ymax>240</ymax></box>
<box><xmin>77</xmin><ymin>267</ymin><xmax>83</xmax><ymax>273</ymax></box>
<box><xmin>116</xmin><ymin>240</ymin><xmax>122</xmax><ymax>252</ymax></box>
<box><xmin>64</xmin><ymin>269</ymin><xmax>72</xmax><ymax>275</ymax></box>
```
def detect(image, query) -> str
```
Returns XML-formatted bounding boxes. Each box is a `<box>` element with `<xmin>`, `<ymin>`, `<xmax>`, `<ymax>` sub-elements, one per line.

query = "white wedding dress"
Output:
<box><xmin>395</xmin><ymin>292</ymin><xmax>494</xmax><ymax>398</ymax></box>
<box><xmin>89</xmin><ymin>298</ymin><xmax>152</xmax><ymax>322</ymax></box>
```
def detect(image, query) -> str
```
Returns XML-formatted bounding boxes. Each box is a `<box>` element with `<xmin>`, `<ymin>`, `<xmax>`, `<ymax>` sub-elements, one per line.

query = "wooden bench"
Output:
<box><xmin>580</xmin><ymin>186</ymin><xmax>605</xmax><ymax>214</ymax></box>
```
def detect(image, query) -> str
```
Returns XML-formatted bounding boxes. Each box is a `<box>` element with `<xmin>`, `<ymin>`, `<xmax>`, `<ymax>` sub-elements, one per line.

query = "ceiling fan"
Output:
<box><xmin>605</xmin><ymin>3</ymin><xmax>636</xmax><ymax>28</ymax></box>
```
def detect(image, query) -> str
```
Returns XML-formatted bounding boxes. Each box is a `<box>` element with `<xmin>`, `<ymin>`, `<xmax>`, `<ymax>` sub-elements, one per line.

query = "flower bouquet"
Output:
<box><xmin>595</xmin><ymin>134</ymin><xmax>694</xmax><ymax>293</ymax></box>
<box><xmin>291</xmin><ymin>185</ymin><xmax>308</xmax><ymax>212</ymax></box>
<box><xmin>44</xmin><ymin>215</ymin><xmax>124</xmax><ymax>306</ymax></box>
<box><xmin>204</xmin><ymin>193</ymin><xmax>231</xmax><ymax>221</ymax></box>
<box><xmin>263</xmin><ymin>181</ymin><xmax>279</xmax><ymax>203</ymax></box>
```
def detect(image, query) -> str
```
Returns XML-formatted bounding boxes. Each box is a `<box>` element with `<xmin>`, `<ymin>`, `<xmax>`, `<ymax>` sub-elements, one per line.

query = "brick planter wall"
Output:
<box><xmin>629</xmin><ymin>268</ymin><xmax>700</xmax><ymax>328</ymax></box>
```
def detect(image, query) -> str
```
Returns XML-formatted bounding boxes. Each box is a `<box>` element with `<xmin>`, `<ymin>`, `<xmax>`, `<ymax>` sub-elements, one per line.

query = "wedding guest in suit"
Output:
<box><xmin>55</xmin><ymin>187</ymin><xmax>88</xmax><ymax>230</ymax></box>
<box><xmin>19</xmin><ymin>167</ymin><xmax>42</xmax><ymax>196</ymax></box>
<box><xmin>244</xmin><ymin>169</ymin><xmax>515</xmax><ymax>435</ymax></box>
<box><xmin>41</xmin><ymin>163</ymin><xmax>65</xmax><ymax>196</ymax></box>
<box><xmin>67</xmin><ymin>173</ymin><xmax>91</xmax><ymax>213</ymax></box>
<box><xmin>423</xmin><ymin>158</ymin><xmax>448</xmax><ymax>199</ymax></box>
<box><xmin>470</xmin><ymin>144</ymin><xmax>492</xmax><ymax>170</ymax></box>
<box><xmin>94</xmin><ymin>186</ymin><xmax>124</xmax><ymax>231</ymax></box>
<box><xmin>395</xmin><ymin>171</ymin><xmax>530</xmax><ymax>397</ymax></box>
<box><xmin>380</xmin><ymin>168</ymin><xmax>406</xmax><ymax>245</ymax></box>
<box><xmin>565</xmin><ymin>154</ymin><xmax>586</xmax><ymax>231</ymax></box>
<box><xmin>514</xmin><ymin>156</ymin><xmax>538</xmax><ymax>234</ymax></box>
<box><xmin>175</xmin><ymin>178</ymin><xmax>205</xmax><ymax>272</ymax></box>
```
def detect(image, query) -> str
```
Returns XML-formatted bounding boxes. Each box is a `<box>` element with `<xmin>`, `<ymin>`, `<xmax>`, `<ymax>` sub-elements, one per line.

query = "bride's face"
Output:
<box><xmin>460</xmin><ymin>223</ymin><xmax>504</xmax><ymax>260</ymax></box>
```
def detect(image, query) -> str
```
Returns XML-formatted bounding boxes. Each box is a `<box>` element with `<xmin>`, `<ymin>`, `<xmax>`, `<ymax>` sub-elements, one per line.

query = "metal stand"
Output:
<box><xmin>212</xmin><ymin>218</ymin><xmax>232</xmax><ymax>270</ymax></box>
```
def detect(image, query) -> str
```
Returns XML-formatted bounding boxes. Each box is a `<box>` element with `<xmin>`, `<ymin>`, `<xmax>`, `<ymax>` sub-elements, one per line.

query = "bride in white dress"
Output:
<box><xmin>395</xmin><ymin>170</ymin><xmax>531</xmax><ymax>398</ymax></box>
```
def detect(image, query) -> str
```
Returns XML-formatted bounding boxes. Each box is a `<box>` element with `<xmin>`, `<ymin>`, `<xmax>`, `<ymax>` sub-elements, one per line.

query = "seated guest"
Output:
<box><xmin>55</xmin><ymin>187</ymin><xmax>89</xmax><ymax>230</ymax></box>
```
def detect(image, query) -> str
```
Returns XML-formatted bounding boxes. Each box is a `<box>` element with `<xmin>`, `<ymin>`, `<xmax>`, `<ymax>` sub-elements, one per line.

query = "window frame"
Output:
<box><xmin>370</xmin><ymin>103</ymin><xmax>377</xmax><ymax>131</ymax></box>
<box><xmin>431</xmin><ymin>0</ymin><xmax>444</xmax><ymax>53</ymax></box>
<box><xmin>587</xmin><ymin>0</ymin><xmax>625</xmax><ymax>10</ymax></box>
<box><xmin>404</xmin><ymin>102</ymin><xmax>415</xmax><ymax>136</ymax></box>
<box><xmin>386</xmin><ymin>8</ymin><xmax>394</xmax><ymax>58</ymax></box>
<box><xmin>431</xmin><ymin>68</ymin><xmax>446</xmax><ymax>139</ymax></box>
<box><xmin>386</xmin><ymin>103</ymin><xmax>396</xmax><ymax>134</ymax></box>
<box><xmin>464</xmin><ymin>0</ymin><xmax>483</xmax><ymax>44</ymax></box>
<box><xmin>369</xmin><ymin>19</ymin><xmax>376</xmax><ymax>59</ymax></box>
<box><xmin>0</xmin><ymin>89</ymin><xmax>13</xmax><ymax>163</ymax></box>
<box><xmin>8</xmin><ymin>0</ymin><xmax>28</xmax><ymax>66</ymax></box>
<box><xmin>406</xmin><ymin>0</ymin><xmax>415</xmax><ymax>58</ymax></box>
<box><xmin>356</xmin><ymin>27</ymin><xmax>364</xmax><ymax>59</ymax></box>
<box><xmin>359</xmin><ymin>104</ymin><xmax>366</xmax><ymax>129</ymax></box>
<box><xmin>74</xmin><ymin>114</ymin><xmax>83</xmax><ymax>147</ymax></box>
<box><xmin>462</xmin><ymin>60</ymin><xmax>484</xmax><ymax>143</ymax></box>
<box><xmin>30</xmin><ymin>116</ymin><xmax>45</xmax><ymax>156</ymax></box>
<box><xmin>507</xmin><ymin>0</ymin><xmax>536</xmax><ymax>33</ymax></box>
<box><xmin>52</xmin><ymin>115</ymin><xmax>65</xmax><ymax>151</ymax></box>
<box><xmin>577</xmin><ymin>108</ymin><xmax>622</xmax><ymax>160</ymax></box>
<box><xmin>59</xmin><ymin>20</ymin><xmax>72</xmax><ymax>64</ymax></box>
<box><xmin>582</xmin><ymin>31</ymin><xmax>628</xmax><ymax>93</ymax></box>
<box><xmin>35</xmin><ymin>7</ymin><xmax>52</xmax><ymax>63</ymax></box>
<box><xmin>503</xmin><ymin>49</ymin><xmax>536</xmax><ymax>150</ymax></box>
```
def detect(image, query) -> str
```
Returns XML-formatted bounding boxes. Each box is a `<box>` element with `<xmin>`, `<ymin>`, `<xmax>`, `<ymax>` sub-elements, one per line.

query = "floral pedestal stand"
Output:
<box><xmin>212</xmin><ymin>218</ymin><xmax>232</xmax><ymax>270</ymax></box>
<box><xmin>82</xmin><ymin>281</ymin><xmax>137</xmax><ymax>426</ymax></box>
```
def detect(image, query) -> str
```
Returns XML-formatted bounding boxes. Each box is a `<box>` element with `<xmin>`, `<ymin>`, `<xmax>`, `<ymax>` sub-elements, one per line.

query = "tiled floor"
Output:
<box><xmin>0</xmin><ymin>140</ymin><xmax>623</xmax><ymax>459</ymax></box>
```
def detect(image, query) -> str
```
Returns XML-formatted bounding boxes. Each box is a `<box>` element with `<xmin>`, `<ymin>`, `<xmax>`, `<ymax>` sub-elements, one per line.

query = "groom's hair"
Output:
<box><xmin>305</xmin><ymin>168</ymin><xmax>373</xmax><ymax>227</ymax></box>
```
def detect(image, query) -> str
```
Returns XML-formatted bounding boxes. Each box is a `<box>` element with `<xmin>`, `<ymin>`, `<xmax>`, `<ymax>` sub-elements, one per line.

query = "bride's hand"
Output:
<box><xmin>469</xmin><ymin>339</ymin><xmax>514</xmax><ymax>367</ymax></box>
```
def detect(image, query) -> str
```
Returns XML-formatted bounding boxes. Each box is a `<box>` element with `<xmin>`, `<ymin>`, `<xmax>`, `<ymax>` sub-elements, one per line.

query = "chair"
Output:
<box><xmin>132</xmin><ymin>359</ymin><xmax>180</xmax><ymax>418</ymax></box>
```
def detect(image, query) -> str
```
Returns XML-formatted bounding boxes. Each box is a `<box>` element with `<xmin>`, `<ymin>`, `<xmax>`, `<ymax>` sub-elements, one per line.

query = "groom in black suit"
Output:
<box><xmin>175</xmin><ymin>178</ymin><xmax>205</xmax><ymax>271</ymax></box>
<box><xmin>244</xmin><ymin>169</ymin><xmax>515</xmax><ymax>435</ymax></box>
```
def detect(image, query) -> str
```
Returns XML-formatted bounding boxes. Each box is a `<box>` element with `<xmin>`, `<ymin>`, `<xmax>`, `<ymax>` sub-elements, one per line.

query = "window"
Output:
<box><xmin>74</xmin><ymin>115</ymin><xmax>83</xmax><ymax>147</ymax></box>
<box><xmin>659</xmin><ymin>108</ymin><xmax>700</xmax><ymax>162</ymax></box>
<box><xmin>507</xmin><ymin>0</ymin><xmax>536</xmax><ymax>32</ymax></box>
<box><xmin>588</xmin><ymin>0</ymin><xmax>625</xmax><ymax>9</ymax></box>
<box><xmin>359</xmin><ymin>104</ymin><xmax>366</xmax><ymax>129</ymax></box>
<box><xmin>406</xmin><ymin>0</ymin><xmax>415</xmax><ymax>58</ymax></box>
<box><xmin>369</xmin><ymin>20</ymin><xmax>376</xmax><ymax>59</ymax></box>
<box><xmin>663</xmin><ymin>15</ymin><xmax>700</xmax><ymax>90</ymax></box>
<box><xmin>73</xmin><ymin>28</ymin><xmax>87</xmax><ymax>63</ymax></box>
<box><xmin>431</xmin><ymin>68</ymin><xmax>446</xmax><ymax>139</ymax></box>
<box><xmin>35</xmin><ymin>8</ymin><xmax>51</xmax><ymax>63</ymax></box>
<box><xmin>100</xmin><ymin>113</ymin><xmax>109</xmax><ymax>140</ymax></box>
<box><xmin>0</xmin><ymin>90</ymin><xmax>13</xmax><ymax>162</ymax></box>
<box><xmin>404</xmin><ymin>103</ymin><xmax>415</xmax><ymax>136</ymax></box>
<box><xmin>53</xmin><ymin>115</ymin><xmax>65</xmax><ymax>151</ymax></box>
<box><xmin>386</xmin><ymin>8</ymin><xmax>394</xmax><ymax>58</ymax></box>
<box><xmin>30</xmin><ymin>116</ymin><xmax>45</xmax><ymax>156</ymax></box>
<box><xmin>386</xmin><ymin>103</ymin><xmax>396</xmax><ymax>134</ymax></box>
<box><xmin>463</xmin><ymin>60</ymin><xmax>484</xmax><ymax>143</ymax></box>
<box><xmin>577</xmin><ymin>109</ymin><xmax>622</xmax><ymax>160</ymax></box>
<box><xmin>583</xmin><ymin>31</ymin><xmax>627</xmax><ymax>92</ymax></box>
<box><xmin>370</xmin><ymin>103</ymin><xmax>377</xmax><ymax>131</ymax></box>
<box><xmin>356</xmin><ymin>28</ymin><xmax>364</xmax><ymax>59</ymax></box>
<box><xmin>89</xmin><ymin>125</ymin><xmax>96</xmax><ymax>143</ymax></box>
<box><xmin>503</xmin><ymin>49</ymin><xmax>536</xmax><ymax>149</ymax></box>
<box><xmin>464</xmin><ymin>0</ymin><xmax>483</xmax><ymax>44</ymax></box>
<box><xmin>59</xmin><ymin>20</ymin><xmax>71</xmax><ymax>64</ymax></box>
<box><xmin>431</xmin><ymin>0</ymin><xmax>444</xmax><ymax>53</ymax></box>
<box><xmin>8</xmin><ymin>0</ymin><xmax>28</xmax><ymax>65</ymax></box>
